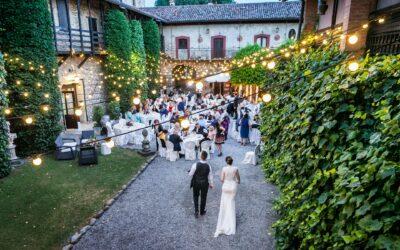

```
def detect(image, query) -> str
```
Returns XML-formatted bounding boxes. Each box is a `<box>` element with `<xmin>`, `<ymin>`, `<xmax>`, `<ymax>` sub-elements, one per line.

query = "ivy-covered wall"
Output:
<box><xmin>261</xmin><ymin>44</ymin><xmax>400</xmax><ymax>248</ymax></box>
<box><xmin>0</xmin><ymin>53</ymin><xmax>11</xmax><ymax>178</ymax></box>
<box><xmin>141</xmin><ymin>20</ymin><xmax>161</xmax><ymax>95</ymax></box>
<box><xmin>0</xmin><ymin>0</ymin><xmax>62</xmax><ymax>156</ymax></box>
<box><xmin>230</xmin><ymin>44</ymin><xmax>268</xmax><ymax>86</ymax></box>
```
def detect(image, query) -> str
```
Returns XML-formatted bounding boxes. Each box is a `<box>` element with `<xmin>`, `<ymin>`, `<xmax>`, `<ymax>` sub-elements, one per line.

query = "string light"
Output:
<box><xmin>267</xmin><ymin>61</ymin><xmax>276</xmax><ymax>70</ymax></box>
<box><xmin>348</xmin><ymin>62</ymin><xmax>359</xmax><ymax>72</ymax></box>
<box><xmin>300</xmin><ymin>48</ymin><xmax>306</xmax><ymax>54</ymax></box>
<box><xmin>262</xmin><ymin>93</ymin><xmax>272</xmax><ymax>103</ymax></box>
<box><xmin>151</xmin><ymin>89</ymin><xmax>157</xmax><ymax>95</ymax></box>
<box><xmin>32</xmin><ymin>157</ymin><xmax>42</xmax><ymax>166</ymax></box>
<box><xmin>348</xmin><ymin>35</ymin><xmax>359</xmax><ymax>45</ymax></box>
<box><xmin>42</xmin><ymin>105</ymin><xmax>50</xmax><ymax>112</ymax></box>
<box><xmin>362</xmin><ymin>24</ymin><xmax>369</xmax><ymax>29</ymax></box>
<box><xmin>378</xmin><ymin>18</ymin><xmax>385</xmax><ymax>24</ymax></box>
<box><xmin>25</xmin><ymin>117</ymin><xmax>33</xmax><ymax>125</ymax></box>
<box><xmin>4</xmin><ymin>108</ymin><xmax>11</xmax><ymax>115</ymax></box>
<box><xmin>133</xmin><ymin>97</ymin><xmax>141</xmax><ymax>105</ymax></box>
<box><xmin>196</xmin><ymin>82</ymin><xmax>204</xmax><ymax>91</ymax></box>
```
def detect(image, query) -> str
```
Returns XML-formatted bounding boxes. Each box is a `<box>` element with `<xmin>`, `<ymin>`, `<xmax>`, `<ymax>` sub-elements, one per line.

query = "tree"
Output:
<box><xmin>0</xmin><ymin>53</ymin><xmax>11</xmax><ymax>178</ymax></box>
<box><xmin>104</xmin><ymin>10</ymin><xmax>133</xmax><ymax>113</ymax></box>
<box><xmin>0</xmin><ymin>0</ymin><xmax>62</xmax><ymax>156</ymax></box>
<box><xmin>141</xmin><ymin>20</ymin><xmax>161</xmax><ymax>95</ymax></box>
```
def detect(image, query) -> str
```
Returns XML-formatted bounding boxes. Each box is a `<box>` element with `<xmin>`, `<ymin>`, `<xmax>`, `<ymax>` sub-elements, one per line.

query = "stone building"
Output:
<box><xmin>48</xmin><ymin>0</ymin><xmax>159</xmax><ymax>128</ymax></box>
<box><xmin>140</xmin><ymin>2</ymin><xmax>301</xmax><ymax>94</ymax></box>
<box><xmin>302</xmin><ymin>0</ymin><xmax>400</xmax><ymax>54</ymax></box>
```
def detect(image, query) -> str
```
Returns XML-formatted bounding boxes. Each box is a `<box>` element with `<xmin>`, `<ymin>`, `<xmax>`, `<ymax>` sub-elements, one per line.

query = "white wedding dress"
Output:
<box><xmin>214</xmin><ymin>166</ymin><xmax>238</xmax><ymax>237</ymax></box>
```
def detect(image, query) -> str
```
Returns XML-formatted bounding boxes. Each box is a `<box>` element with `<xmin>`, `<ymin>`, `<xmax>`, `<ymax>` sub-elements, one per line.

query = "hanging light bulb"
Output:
<box><xmin>115</xmin><ymin>96</ymin><xmax>120</xmax><ymax>102</ymax></box>
<box><xmin>4</xmin><ymin>108</ymin><xmax>11</xmax><ymax>115</ymax></box>
<box><xmin>348</xmin><ymin>62</ymin><xmax>359</xmax><ymax>72</ymax></box>
<box><xmin>32</xmin><ymin>157</ymin><xmax>42</xmax><ymax>166</ymax></box>
<box><xmin>133</xmin><ymin>97</ymin><xmax>141</xmax><ymax>105</ymax></box>
<box><xmin>262</xmin><ymin>93</ymin><xmax>272</xmax><ymax>103</ymax></box>
<box><xmin>42</xmin><ymin>105</ymin><xmax>50</xmax><ymax>112</ymax></box>
<box><xmin>25</xmin><ymin>117</ymin><xmax>33</xmax><ymax>124</ymax></box>
<box><xmin>378</xmin><ymin>18</ymin><xmax>385</xmax><ymax>24</ymax></box>
<box><xmin>196</xmin><ymin>82</ymin><xmax>204</xmax><ymax>91</ymax></box>
<box><xmin>44</xmin><ymin>93</ymin><xmax>50</xmax><ymax>98</ymax></box>
<box><xmin>151</xmin><ymin>89</ymin><xmax>157</xmax><ymax>95</ymax></box>
<box><xmin>362</xmin><ymin>24</ymin><xmax>369</xmax><ymax>29</ymax></box>
<box><xmin>300</xmin><ymin>48</ymin><xmax>306</xmax><ymax>54</ymax></box>
<box><xmin>348</xmin><ymin>35</ymin><xmax>359</xmax><ymax>45</ymax></box>
<box><xmin>181</xmin><ymin>119</ymin><xmax>190</xmax><ymax>129</ymax></box>
<box><xmin>136</xmin><ymin>89</ymin><xmax>141</xmax><ymax>94</ymax></box>
<box><xmin>74</xmin><ymin>109</ymin><xmax>83</xmax><ymax>116</ymax></box>
<box><xmin>284</xmin><ymin>52</ymin><xmax>290</xmax><ymax>58</ymax></box>
<box><xmin>267</xmin><ymin>61</ymin><xmax>276</xmax><ymax>70</ymax></box>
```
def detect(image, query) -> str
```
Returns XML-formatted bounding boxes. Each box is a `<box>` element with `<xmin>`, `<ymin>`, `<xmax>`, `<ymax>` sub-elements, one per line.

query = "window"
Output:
<box><xmin>211</xmin><ymin>36</ymin><xmax>226</xmax><ymax>59</ymax></box>
<box><xmin>254</xmin><ymin>34</ymin><xmax>270</xmax><ymax>48</ymax></box>
<box><xmin>175</xmin><ymin>36</ymin><xmax>190</xmax><ymax>59</ymax></box>
<box><xmin>288</xmin><ymin>29</ymin><xmax>297</xmax><ymax>39</ymax></box>
<box><xmin>88</xmin><ymin>17</ymin><xmax>99</xmax><ymax>48</ymax></box>
<box><xmin>56</xmin><ymin>0</ymin><xmax>69</xmax><ymax>30</ymax></box>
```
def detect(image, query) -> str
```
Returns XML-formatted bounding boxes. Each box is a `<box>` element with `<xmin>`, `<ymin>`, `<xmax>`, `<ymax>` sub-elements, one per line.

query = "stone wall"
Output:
<box><xmin>58</xmin><ymin>56</ymin><xmax>107</xmax><ymax>123</ymax></box>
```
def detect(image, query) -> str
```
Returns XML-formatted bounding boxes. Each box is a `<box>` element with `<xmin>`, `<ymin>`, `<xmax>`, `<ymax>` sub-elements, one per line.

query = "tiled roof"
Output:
<box><xmin>139</xmin><ymin>2</ymin><xmax>301</xmax><ymax>24</ymax></box>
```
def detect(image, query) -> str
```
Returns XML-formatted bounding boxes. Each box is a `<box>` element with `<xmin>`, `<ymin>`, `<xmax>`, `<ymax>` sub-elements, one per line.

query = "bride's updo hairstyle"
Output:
<box><xmin>225</xmin><ymin>156</ymin><xmax>233</xmax><ymax>165</ymax></box>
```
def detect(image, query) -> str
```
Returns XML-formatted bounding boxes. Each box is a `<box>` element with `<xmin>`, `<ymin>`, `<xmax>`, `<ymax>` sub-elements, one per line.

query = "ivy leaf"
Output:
<box><xmin>358</xmin><ymin>215</ymin><xmax>383</xmax><ymax>232</ymax></box>
<box><xmin>369</xmin><ymin>133</ymin><xmax>381</xmax><ymax>144</ymax></box>
<box><xmin>318</xmin><ymin>192</ymin><xmax>329</xmax><ymax>204</ymax></box>
<box><xmin>355</xmin><ymin>203</ymin><xmax>370</xmax><ymax>217</ymax></box>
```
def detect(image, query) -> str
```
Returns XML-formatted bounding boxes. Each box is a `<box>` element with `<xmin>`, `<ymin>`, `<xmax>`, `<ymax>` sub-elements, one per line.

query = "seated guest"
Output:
<box><xmin>170</xmin><ymin>111</ymin><xmax>180</xmax><ymax>124</ymax></box>
<box><xmin>177</xmin><ymin>99</ymin><xmax>186</xmax><ymax>112</ymax></box>
<box><xmin>199</xmin><ymin>132</ymin><xmax>211</xmax><ymax>151</ymax></box>
<box><xmin>193</xmin><ymin>123</ymin><xmax>206</xmax><ymax>135</ymax></box>
<box><xmin>160</xmin><ymin>104</ymin><xmax>168</xmax><ymax>117</ymax></box>
<box><xmin>208</xmin><ymin>125</ymin><xmax>216</xmax><ymax>141</ymax></box>
<box><xmin>169</xmin><ymin>130</ymin><xmax>183</xmax><ymax>157</ymax></box>
<box><xmin>198</xmin><ymin>115</ymin><xmax>207</xmax><ymax>128</ymax></box>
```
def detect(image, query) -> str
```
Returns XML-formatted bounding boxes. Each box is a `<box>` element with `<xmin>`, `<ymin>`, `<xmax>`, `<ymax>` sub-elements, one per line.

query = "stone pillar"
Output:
<box><xmin>340</xmin><ymin>0</ymin><xmax>377</xmax><ymax>52</ymax></box>
<box><xmin>302</xmin><ymin>0</ymin><xmax>319</xmax><ymax>34</ymax></box>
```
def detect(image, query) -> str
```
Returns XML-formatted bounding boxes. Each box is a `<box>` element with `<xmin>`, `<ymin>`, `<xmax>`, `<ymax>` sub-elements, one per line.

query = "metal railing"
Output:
<box><xmin>164</xmin><ymin>48</ymin><xmax>239</xmax><ymax>60</ymax></box>
<box><xmin>367</xmin><ymin>30</ymin><xmax>400</xmax><ymax>55</ymax></box>
<box><xmin>55</xmin><ymin>27</ymin><xmax>105</xmax><ymax>54</ymax></box>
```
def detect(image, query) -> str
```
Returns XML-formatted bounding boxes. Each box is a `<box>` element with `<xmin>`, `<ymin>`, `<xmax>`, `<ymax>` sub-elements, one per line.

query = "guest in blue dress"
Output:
<box><xmin>240</xmin><ymin>113</ymin><xmax>250</xmax><ymax>146</ymax></box>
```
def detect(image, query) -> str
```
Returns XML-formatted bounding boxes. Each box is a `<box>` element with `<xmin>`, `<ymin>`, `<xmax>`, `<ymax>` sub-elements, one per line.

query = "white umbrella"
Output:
<box><xmin>204</xmin><ymin>73</ymin><xmax>230</xmax><ymax>83</ymax></box>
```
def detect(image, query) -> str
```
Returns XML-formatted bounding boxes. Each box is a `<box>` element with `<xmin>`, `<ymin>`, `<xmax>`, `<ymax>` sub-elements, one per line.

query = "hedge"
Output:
<box><xmin>230</xmin><ymin>44</ymin><xmax>268</xmax><ymax>86</ymax></box>
<box><xmin>261</xmin><ymin>43</ymin><xmax>400</xmax><ymax>248</ymax></box>
<box><xmin>0</xmin><ymin>0</ymin><xmax>62</xmax><ymax>156</ymax></box>
<box><xmin>141</xmin><ymin>20</ymin><xmax>160</xmax><ymax>94</ymax></box>
<box><xmin>0</xmin><ymin>53</ymin><xmax>11</xmax><ymax>178</ymax></box>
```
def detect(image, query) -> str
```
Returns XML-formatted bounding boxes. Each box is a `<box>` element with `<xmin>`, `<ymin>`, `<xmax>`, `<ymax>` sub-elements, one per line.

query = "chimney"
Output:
<box><xmin>169</xmin><ymin>0</ymin><xmax>175</xmax><ymax>6</ymax></box>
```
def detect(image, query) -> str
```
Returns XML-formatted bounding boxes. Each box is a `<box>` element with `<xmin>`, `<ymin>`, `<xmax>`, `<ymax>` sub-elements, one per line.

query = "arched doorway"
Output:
<box><xmin>172</xmin><ymin>65</ymin><xmax>196</xmax><ymax>91</ymax></box>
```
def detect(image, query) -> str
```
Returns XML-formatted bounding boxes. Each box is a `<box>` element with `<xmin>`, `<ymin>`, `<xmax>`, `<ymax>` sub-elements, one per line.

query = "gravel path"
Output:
<box><xmin>74</xmin><ymin>138</ymin><xmax>278</xmax><ymax>250</ymax></box>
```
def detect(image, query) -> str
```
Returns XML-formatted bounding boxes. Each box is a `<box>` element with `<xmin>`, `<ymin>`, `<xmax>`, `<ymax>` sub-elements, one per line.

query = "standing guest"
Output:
<box><xmin>199</xmin><ymin>132</ymin><xmax>211</xmax><ymax>151</ymax></box>
<box><xmin>189</xmin><ymin>151</ymin><xmax>214</xmax><ymax>218</ymax></box>
<box><xmin>159</xmin><ymin>129</ymin><xmax>168</xmax><ymax>149</ymax></box>
<box><xmin>221</xmin><ymin>115</ymin><xmax>230</xmax><ymax>140</ymax></box>
<box><xmin>215</xmin><ymin>123</ymin><xmax>225</xmax><ymax>157</ymax></box>
<box><xmin>193</xmin><ymin>123</ymin><xmax>206</xmax><ymax>135</ymax></box>
<box><xmin>208</xmin><ymin>125</ymin><xmax>216</xmax><ymax>142</ymax></box>
<box><xmin>153</xmin><ymin>119</ymin><xmax>163</xmax><ymax>150</ymax></box>
<box><xmin>240</xmin><ymin>113</ymin><xmax>250</xmax><ymax>146</ymax></box>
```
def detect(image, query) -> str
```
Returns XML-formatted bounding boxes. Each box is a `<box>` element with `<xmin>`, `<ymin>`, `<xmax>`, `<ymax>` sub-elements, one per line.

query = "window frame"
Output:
<box><xmin>254</xmin><ymin>34</ymin><xmax>270</xmax><ymax>48</ymax></box>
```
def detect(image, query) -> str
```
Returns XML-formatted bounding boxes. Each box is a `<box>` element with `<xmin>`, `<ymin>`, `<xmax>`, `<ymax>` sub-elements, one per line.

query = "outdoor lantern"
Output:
<box><xmin>133</xmin><ymin>97</ymin><xmax>141</xmax><ymax>105</ymax></box>
<box><xmin>32</xmin><ymin>157</ymin><xmax>42</xmax><ymax>166</ymax></box>
<box><xmin>181</xmin><ymin>119</ymin><xmax>190</xmax><ymax>129</ymax></box>
<box><xmin>196</xmin><ymin>82</ymin><xmax>204</xmax><ymax>91</ymax></box>
<box><xmin>262</xmin><ymin>93</ymin><xmax>272</xmax><ymax>103</ymax></box>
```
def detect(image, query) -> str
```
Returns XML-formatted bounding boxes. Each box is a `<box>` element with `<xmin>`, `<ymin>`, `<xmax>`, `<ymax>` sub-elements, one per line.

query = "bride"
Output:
<box><xmin>214</xmin><ymin>156</ymin><xmax>241</xmax><ymax>237</ymax></box>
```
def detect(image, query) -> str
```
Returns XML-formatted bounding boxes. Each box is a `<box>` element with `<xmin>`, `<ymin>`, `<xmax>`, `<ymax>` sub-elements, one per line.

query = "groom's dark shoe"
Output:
<box><xmin>200</xmin><ymin>210</ymin><xmax>206</xmax><ymax>216</ymax></box>
<box><xmin>194</xmin><ymin>212</ymin><xmax>199</xmax><ymax>218</ymax></box>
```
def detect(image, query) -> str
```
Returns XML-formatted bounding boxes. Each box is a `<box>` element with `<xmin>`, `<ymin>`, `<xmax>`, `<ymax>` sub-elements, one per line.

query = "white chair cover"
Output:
<box><xmin>250</xmin><ymin>128</ymin><xmax>261</xmax><ymax>145</ymax></box>
<box><xmin>184</xmin><ymin>141</ymin><xmax>196</xmax><ymax>161</ymax></box>
<box><xmin>242</xmin><ymin>151</ymin><xmax>257</xmax><ymax>165</ymax></box>
<box><xmin>166</xmin><ymin>141</ymin><xmax>179</xmax><ymax>162</ymax></box>
<box><xmin>200</xmin><ymin>141</ymin><xmax>212</xmax><ymax>159</ymax></box>
<box><xmin>105</xmin><ymin>122</ymin><xmax>115</xmax><ymax>137</ymax></box>
<box><xmin>157</xmin><ymin>137</ymin><xmax>166</xmax><ymax>158</ymax></box>
<box><xmin>101</xmin><ymin>143</ymin><xmax>112</xmax><ymax>155</ymax></box>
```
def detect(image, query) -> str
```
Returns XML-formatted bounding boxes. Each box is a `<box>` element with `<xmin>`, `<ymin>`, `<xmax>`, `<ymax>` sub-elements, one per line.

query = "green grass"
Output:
<box><xmin>0</xmin><ymin>148</ymin><xmax>147</xmax><ymax>250</ymax></box>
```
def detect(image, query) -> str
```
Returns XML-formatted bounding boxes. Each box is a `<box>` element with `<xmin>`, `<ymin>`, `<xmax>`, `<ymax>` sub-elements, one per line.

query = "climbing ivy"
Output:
<box><xmin>141</xmin><ymin>20</ymin><xmax>160</xmax><ymax>95</ymax></box>
<box><xmin>0</xmin><ymin>53</ymin><xmax>11</xmax><ymax>178</ymax></box>
<box><xmin>0</xmin><ymin>0</ymin><xmax>62</xmax><ymax>156</ymax></box>
<box><xmin>261</xmin><ymin>44</ymin><xmax>400</xmax><ymax>248</ymax></box>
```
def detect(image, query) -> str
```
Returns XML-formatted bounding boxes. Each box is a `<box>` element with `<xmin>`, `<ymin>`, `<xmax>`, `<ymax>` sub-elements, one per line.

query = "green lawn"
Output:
<box><xmin>0</xmin><ymin>148</ymin><xmax>147</xmax><ymax>250</ymax></box>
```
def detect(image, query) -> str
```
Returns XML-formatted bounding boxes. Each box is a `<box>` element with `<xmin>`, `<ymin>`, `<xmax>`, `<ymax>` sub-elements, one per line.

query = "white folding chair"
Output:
<box><xmin>242</xmin><ymin>151</ymin><xmax>257</xmax><ymax>165</ymax></box>
<box><xmin>200</xmin><ymin>141</ymin><xmax>212</xmax><ymax>159</ymax></box>
<box><xmin>184</xmin><ymin>141</ymin><xmax>196</xmax><ymax>161</ymax></box>
<box><xmin>166</xmin><ymin>141</ymin><xmax>179</xmax><ymax>162</ymax></box>
<box><xmin>157</xmin><ymin>137</ymin><xmax>166</xmax><ymax>158</ymax></box>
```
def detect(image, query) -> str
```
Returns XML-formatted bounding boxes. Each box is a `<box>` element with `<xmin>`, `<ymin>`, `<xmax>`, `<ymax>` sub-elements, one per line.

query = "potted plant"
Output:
<box><xmin>92</xmin><ymin>106</ymin><xmax>105</xmax><ymax>135</ymax></box>
<box><xmin>108</xmin><ymin>101</ymin><xmax>121</xmax><ymax>121</ymax></box>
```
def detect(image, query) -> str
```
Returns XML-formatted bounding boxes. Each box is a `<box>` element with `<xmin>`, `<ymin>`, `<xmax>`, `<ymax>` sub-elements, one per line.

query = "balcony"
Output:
<box><xmin>165</xmin><ymin>48</ymin><xmax>239</xmax><ymax>60</ymax></box>
<box><xmin>54</xmin><ymin>27</ymin><xmax>105</xmax><ymax>55</ymax></box>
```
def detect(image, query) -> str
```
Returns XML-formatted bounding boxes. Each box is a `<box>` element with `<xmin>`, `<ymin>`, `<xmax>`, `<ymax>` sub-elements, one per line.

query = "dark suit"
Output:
<box><xmin>191</xmin><ymin>162</ymin><xmax>211</xmax><ymax>214</ymax></box>
<box><xmin>169</xmin><ymin>134</ymin><xmax>183</xmax><ymax>151</ymax></box>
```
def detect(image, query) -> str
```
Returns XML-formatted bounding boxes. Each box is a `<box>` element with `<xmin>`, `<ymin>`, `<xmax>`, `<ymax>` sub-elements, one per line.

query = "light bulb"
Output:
<box><xmin>4</xmin><ymin>108</ymin><xmax>11</xmax><ymax>115</ymax></box>
<box><xmin>74</xmin><ymin>109</ymin><xmax>83</xmax><ymax>116</ymax></box>
<box><xmin>348</xmin><ymin>35</ymin><xmax>359</xmax><ymax>45</ymax></box>
<box><xmin>115</xmin><ymin>96</ymin><xmax>120</xmax><ymax>102</ymax></box>
<box><xmin>181</xmin><ymin>119</ymin><xmax>190</xmax><ymax>129</ymax></box>
<box><xmin>267</xmin><ymin>61</ymin><xmax>276</xmax><ymax>70</ymax></box>
<box><xmin>25</xmin><ymin>117</ymin><xmax>33</xmax><ymax>124</ymax></box>
<box><xmin>284</xmin><ymin>52</ymin><xmax>290</xmax><ymax>58</ymax></box>
<box><xmin>136</xmin><ymin>89</ymin><xmax>141</xmax><ymax>94</ymax></box>
<box><xmin>378</xmin><ymin>18</ymin><xmax>385</xmax><ymax>24</ymax></box>
<box><xmin>44</xmin><ymin>93</ymin><xmax>50</xmax><ymax>98</ymax></box>
<box><xmin>362</xmin><ymin>24</ymin><xmax>369</xmax><ymax>29</ymax></box>
<box><xmin>300</xmin><ymin>48</ymin><xmax>306</xmax><ymax>54</ymax></box>
<box><xmin>42</xmin><ymin>105</ymin><xmax>49</xmax><ymax>112</ymax></box>
<box><xmin>32</xmin><ymin>157</ymin><xmax>42</xmax><ymax>166</ymax></box>
<box><xmin>262</xmin><ymin>93</ymin><xmax>272</xmax><ymax>103</ymax></box>
<box><xmin>133</xmin><ymin>97</ymin><xmax>141</xmax><ymax>105</ymax></box>
<box><xmin>151</xmin><ymin>89</ymin><xmax>157</xmax><ymax>95</ymax></box>
<box><xmin>348</xmin><ymin>62</ymin><xmax>359</xmax><ymax>72</ymax></box>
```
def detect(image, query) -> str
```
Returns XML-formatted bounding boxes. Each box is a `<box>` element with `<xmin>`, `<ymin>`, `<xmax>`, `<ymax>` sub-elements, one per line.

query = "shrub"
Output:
<box><xmin>108</xmin><ymin>101</ymin><xmax>120</xmax><ymax>121</ymax></box>
<box><xmin>230</xmin><ymin>44</ymin><xmax>268</xmax><ymax>86</ymax></box>
<box><xmin>92</xmin><ymin>106</ymin><xmax>105</xmax><ymax>127</ymax></box>
<box><xmin>261</xmin><ymin>44</ymin><xmax>400</xmax><ymax>248</ymax></box>
<box><xmin>0</xmin><ymin>53</ymin><xmax>11</xmax><ymax>178</ymax></box>
<box><xmin>141</xmin><ymin>20</ymin><xmax>160</xmax><ymax>94</ymax></box>
<box><xmin>0</xmin><ymin>0</ymin><xmax>62</xmax><ymax>156</ymax></box>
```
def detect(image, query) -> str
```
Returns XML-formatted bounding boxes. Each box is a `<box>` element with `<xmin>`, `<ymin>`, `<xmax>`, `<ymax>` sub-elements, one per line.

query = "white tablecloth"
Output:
<box><xmin>113</xmin><ymin>123</ymin><xmax>150</xmax><ymax>146</ymax></box>
<box><xmin>183</xmin><ymin>134</ymin><xmax>203</xmax><ymax>147</ymax></box>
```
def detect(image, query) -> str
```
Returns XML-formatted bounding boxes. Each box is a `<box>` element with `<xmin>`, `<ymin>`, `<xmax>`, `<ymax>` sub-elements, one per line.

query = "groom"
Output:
<box><xmin>189</xmin><ymin>151</ymin><xmax>214</xmax><ymax>218</ymax></box>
